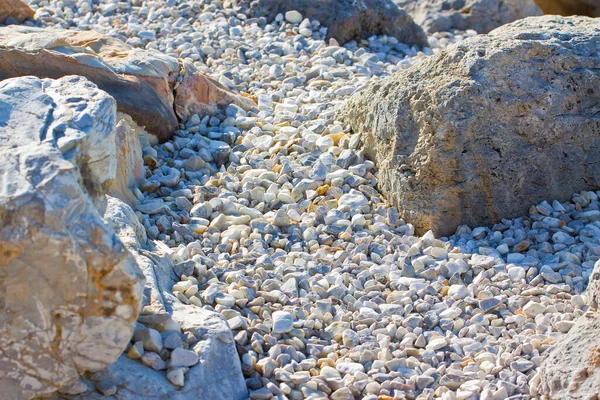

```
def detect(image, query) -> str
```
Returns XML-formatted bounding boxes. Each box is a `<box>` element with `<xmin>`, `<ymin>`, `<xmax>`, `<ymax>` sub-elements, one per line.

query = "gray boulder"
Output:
<box><xmin>538</xmin><ymin>260</ymin><xmax>600</xmax><ymax>399</ymax></box>
<box><xmin>340</xmin><ymin>16</ymin><xmax>600</xmax><ymax>237</ymax></box>
<box><xmin>231</xmin><ymin>0</ymin><xmax>429</xmax><ymax>47</ymax></box>
<box><xmin>0</xmin><ymin>76</ymin><xmax>145</xmax><ymax>400</ymax></box>
<box><xmin>395</xmin><ymin>0</ymin><xmax>542</xmax><ymax>33</ymax></box>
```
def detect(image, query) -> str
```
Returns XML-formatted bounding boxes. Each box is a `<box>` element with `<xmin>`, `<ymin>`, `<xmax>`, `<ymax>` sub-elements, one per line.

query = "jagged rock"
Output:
<box><xmin>0</xmin><ymin>76</ymin><xmax>145</xmax><ymax>400</ymax></box>
<box><xmin>0</xmin><ymin>0</ymin><xmax>34</xmax><ymax>23</ymax></box>
<box><xmin>394</xmin><ymin>0</ymin><xmax>542</xmax><ymax>33</ymax></box>
<box><xmin>538</xmin><ymin>259</ymin><xmax>600</xmax><ymax>398</ymax></box>
<box><xmin>340</xmin><ymin>16</ymin><xmax>600</xmax><ymax>237</ymax></box>
<box><xmin>49</xmin><ymin>197</ymin><xmax>248</xmax><ymax>400</ymax></box>
<box><xmin>108</xmin><ymin>113</ymin><xmax>146</xmax><ymax>207</ymax></box>
<box><xmin>0</xmin><ymin>26</ymin><xmax>255</xmax><ymax>142</ymax></box>
<box><xmin>535</xmin><ymin>0</ymin><xmax>600</xmax><ymax>17</ymax></box>
<box><xmin>231</xmin><ymin>0</ymin><xmax>429</xmax><ymax>47</ymax></box>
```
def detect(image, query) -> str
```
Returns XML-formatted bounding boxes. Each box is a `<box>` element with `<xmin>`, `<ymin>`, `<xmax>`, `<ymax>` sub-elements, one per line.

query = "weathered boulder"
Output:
<box><xmin>394</xmin><ymin>0</ymin><xmax>543</xmax><ymax>33</ymax></box>
<box><xmin>340</xmin><ymin>16</ymin><xmax>600</xmax><ymax>237</ymax></box>
<box><xmin>535</xmin><ymin>0</ymin><xmax>600</xmax><ymax>17</ymax></box>
<box><xmin>0</xmin><ymin>0</ymin><xmax>34</xmax><ymax>23</ymax></box>
<box><xmin>231</xmin><ymin>0</ymin><xmax>429</xmax><ymax>47</ymax></box>
<box><xmin>48</xmin><ymin>197</ymin><xmax>248</xmax><ymax>400</ymax></box>
<box><xmin>538</xmin><ymin>260</ymin><xmax>600</xmax><ymax>399</ymax></box>
<box><xmin>0</xmin><ymin>26</ymin><xmax>255</xmax><ymax>142</ymax></box>
<box><xmin>0</xmin><ymin>76</ymin><xmax>145</xmax><ymax>400</ymax></box>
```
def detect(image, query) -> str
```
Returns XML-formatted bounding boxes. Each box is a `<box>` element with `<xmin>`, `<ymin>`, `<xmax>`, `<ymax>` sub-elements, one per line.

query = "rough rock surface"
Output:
<box><xmin>0</xmin><ymin>26</ymin><xmax>255</xmax><ymax>142</ymax></box>
<box><xmin>0</xmin><ymin>0</ymin><xmax>34</xmax><ymax>23</ymax></box>
<box><xmin>395</xmin><ymin>0</ymin><xmax>543</xmax><ymax>33</ymax></box>
<box><xmin>535</xmin><ymin>0</ymin><xmax>600</xmax><ymax>17</ymax></box>
<box><xmin>0</xmin><ymin>76</ymin><xmax>144</xmax><ymax>400</ymax></box>
<box><xmin>340</xmin><ymin>16</ymin><xmax>600</xmax><ymax>237</ymax></box>
<box><xmin>47</xmin><ymin>197</ymin><xmax>248</xmax><ymax>400</ymax></box>
<box><xmin>230</xmin><ymin>0</ymin><xmax>429</xmax><ymax>47</ymax></box>
<box><xmin>539</xmin><ymin>261</ymin><xmax>600</xmax><ymax>399</ymax></box>
<box><xmin>108</xmin><ymin>113</ymin><xmax>146</xmax><ymax>207</ymax></box>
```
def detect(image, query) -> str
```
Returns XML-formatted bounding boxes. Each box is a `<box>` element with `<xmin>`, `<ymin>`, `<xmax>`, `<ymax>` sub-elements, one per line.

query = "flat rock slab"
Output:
<box><xmin>340</xmin><ymin>16</ymin><xmax>600</xmax><ymax>237</ymax></box>
<box><xmin>0</xmin><ymin>0</ymin><xmax>34</xmax><ymax>23</ymax></box>
<box><xmin>232</xmin><ymin>0</ymin><xmax>429</xmax><ymax>47</ymax></box>
<box><xmin>395</xmin><ymin>0</ymin><xmax>542</xmax><ymax>33</ymax></box>
<box><xmin>0</xmin><ymin>26</ymin><xmax>254</xmax><ymax>142</ymax></box>
<box><xmin>0</xmin><ymin>76</ymin><xmax>144</xmax><ymax>400</ymax></box>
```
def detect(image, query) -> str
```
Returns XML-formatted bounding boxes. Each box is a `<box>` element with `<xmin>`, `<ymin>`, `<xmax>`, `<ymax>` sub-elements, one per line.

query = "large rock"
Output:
<box><xmin>0</xmin><ymin>76</ymin><xmax>145</xmax><ymax>400</ymax></box>
<box><xmin>231</xmin><ymin>0</ymin><xmax>429</xmax><ymax>47</ymax></box>
<box><xmin>0</xmin><ymin>0</ymin><xmax>34</xmax><ymax>23</ymax></box>
<box><xmin>340</xmin><ymin>16</ymin><xmax>600</xmax><ymax>237</ymax></box>
<box><xmin>49</xmin><ymin>197</ymin><xmax>248</xmax><ymax>400</ymax></box>
<box><xmin>535</xmin><ymin>0</ymin><xmax>600</xmax><ymax>17</ymax></box>
<box><xmin>538</xmin><ymin>260</ymin><xmax>600</xmax><ymax>399</ymax></box>
<box><xmin>395</xmin><ymin>0</ymin><xmax>543</xmax><ymax>33</ymax></box>
<box><xmin>0</xmin><ymin>26</ymin><xmax>255</xmax><ymax>142</ymax></box>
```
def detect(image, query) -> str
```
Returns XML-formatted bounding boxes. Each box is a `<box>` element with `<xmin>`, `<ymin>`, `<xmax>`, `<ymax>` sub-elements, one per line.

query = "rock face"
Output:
<box><xmin>0</xmin><ymin>0</ymin><xmax>34</xmax><ymax>23</ymax></box>
<box><xmin>535</xmin><ymin>0</ymin><xmax>600</xmax><ymax>17</ymax></box>
<box><xmin>109</xmin><ymin>113</ymin><xmax>146</xmax><ymax>206</ymax></box>
<box><xmin>340</xmin><ymin>16</ymin><xmax>600</xmax><ymax>237</ymax></box>
<box><xmin>0</xmin><ymin>26</ymin><xmax>254</xmax><ymax>142</ymax></box>
<box><xmin>231</xmin><ymin>0</ymin><xmax>429</xmax><ymax>47</ymax></box>
<box><xmin>539</xmin><ymin>260</ymin><xmax>600</xmax><ymax>399</ymax></box>
<box><xmin>395</xmin><ymin>0</ymin><xmax>543</xmax><ymax>33</ymax></box>
<box><xmin>49</xmin><ymin>197</ymin><xmax>248</xmax><ymax>400</ymax></box>
<box><xmin>0</xmin><ymin>76</ymin><xmax>145</xmax><ymax>400</ymax></box>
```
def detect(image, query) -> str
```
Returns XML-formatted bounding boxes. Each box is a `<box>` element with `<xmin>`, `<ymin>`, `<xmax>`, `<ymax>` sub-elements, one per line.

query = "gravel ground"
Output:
<box><xmin>24</xmin><ymin>0</ymin><xmax>600</xmax><ymax>399</ymax></box>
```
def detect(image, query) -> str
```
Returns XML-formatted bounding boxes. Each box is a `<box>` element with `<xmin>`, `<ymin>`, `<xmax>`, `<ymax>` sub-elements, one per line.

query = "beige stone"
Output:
<box><xmin>340</xmin><ymin>16</ymin><xmax>600</xmax><ymax>237</ymax></box>
<box><xmin>0</xmin><ymin>0</ymin><xmax>34</xmax><ymax>23</ymax></box>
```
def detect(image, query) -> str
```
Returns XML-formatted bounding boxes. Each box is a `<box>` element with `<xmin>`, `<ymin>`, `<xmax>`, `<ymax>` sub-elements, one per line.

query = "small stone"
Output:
<box><xmin>169</xmin><ymin>348</ymin><xmax>199</xmax><ymax>368</ymax></box>
<box><xmin>285</xmin><ymin>10</ymin><xmax>303</xmax><ymax>24</ymax></box>
<box><xmin>167</xmin><ymin>367</ymin><xmax>186</xmax><ymax>387</ymax></box>
<box><xmin>272</xmin><ymin>311</ymin><xmax>294</xmax><ymax>334</ymax></box>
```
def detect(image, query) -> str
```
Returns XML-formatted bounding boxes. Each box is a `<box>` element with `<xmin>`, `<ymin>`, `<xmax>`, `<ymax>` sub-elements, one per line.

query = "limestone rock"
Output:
<box><xmin>0</xmin><ymin>26</ymin><xmax>254</xmax><ymax>142</ymax></box>
<box><xmin>0</xmin><ymin>0</ymin><xmax>34</xmax><ymax>23</ymax></box>
<box><xmin>535</xmin><ymin>0</ymin><xmax>600</xmax><ymax>17</ymax></box>
<box><xmin>539</xmin><ymin>312</ymin><xmax>600</xmax><ymax>399</ymax></box>
<box><xmin>340</xmin><ymin>16</ymin><xmax>600</xmax><ymax>237</ymax></box>
<box><xmin>231</xmin><ymin>0</ymin><xmax>429</xmax><ymax>47</ymax></box>
<box><xmin>395</xmin><ymin>0</ymin><xmax>543</xmax><ymax>33</ymax></box>
<box><xmin>0</xmin><ymin>76</ymin><xmax>144</xmax><ymax>400</ymax></box>
<box><xmin>52</xmin><ymin>197</ymin><xmax>248</xmax><ymax>400</ymax></box>
<box><xmin>108</xmin><ymin>113</ymin><xmax>146</xmax><ymax>207</ymax></box>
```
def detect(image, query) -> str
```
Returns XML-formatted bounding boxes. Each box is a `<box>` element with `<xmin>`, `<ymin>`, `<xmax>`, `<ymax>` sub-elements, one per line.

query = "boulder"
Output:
<box><xmin>340</xmin><ymin>16</ymin><xmax>600</xmax><ymax>237</ymax></box>
<box><xmin>535</xmin><ymin>0</ymin><xmax>600</xmax><ymax>17</ymax></box>
<box><xmin>48</xmin><ymin>197</ymin><xmax>248</xmax><ymax>400</ymax></box>
<box><xmin>0</xmin><ymin>75</ymin><xmax>145</xmax><ymax>400</ymax></box>
<box><xmin>0</xmin><ymin>26</ymin><xmax>255</xmax><ymax>142</ymax></box>
<box><xmin>538</xmin><ymin>260</ymin><xmax>600</xmax><ymax>399</ymax></box>
<box><xmin>0</xmin><ymin>0</ymin><xmax>34</xmax><ymax>23</ymax></box>
<box><xmin>231</xmin><ymin>0</ymin><xmax>429</xmax><ymax>47</ymax></box>
<box><xmin>394</xmin><ymin>0</ymin><xmax>543</xmax><ymax>33</ymax></box>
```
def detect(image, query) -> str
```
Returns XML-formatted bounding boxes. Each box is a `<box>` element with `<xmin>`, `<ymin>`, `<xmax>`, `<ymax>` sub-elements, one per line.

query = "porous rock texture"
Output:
<box><xmin>48</xmin><ymin>197</ymin><xmax>248</xmax><ymax>400</ymax></box>
<box><xmin>539</xmin><ymin>260</ymin><xmax>600</xmax><ymax>399</ymax></box>
<box><xmin>0</xmin><ymin>26</ymin><xmax>255</xmax><ymax>142</ymax></box>
<box><xmin>0</xmin><ymin>0</ymin><xmax>34</xmax><ymax>23</ymax></box>
<box><xmin>0</xmin><ymin>75</ymin><xmax>145</xmax><ymax>400</ymax></box>
<box><xmin>340</xmin><ymin>16</ymin><xmax>600</xmax><ymax>237</ymax></box>
<box><xmin>535</xmin><ymin>0</ymin><xmax>600</xmax><ymax>17</ymax></box>
<box><xmin>230</xmin><ymin>0</ymin><xmax>429</xmax><ymax>47</ymax></box>
<box><xmin>394</xmin><ymin>0</ymin><xmax>542</xmax><ymax>34</ymax></box>
<box><xmin>395</xmin><ymin>0</ymin><xmax>543</xmax><ymax>33</ymax></box>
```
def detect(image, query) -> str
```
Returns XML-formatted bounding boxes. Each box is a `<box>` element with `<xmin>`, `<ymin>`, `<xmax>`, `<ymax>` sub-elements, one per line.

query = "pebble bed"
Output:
<box><xmin>26</xmin><ymin>0</ymin><xmax>600</xmax><ymax>399</ymax></box>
